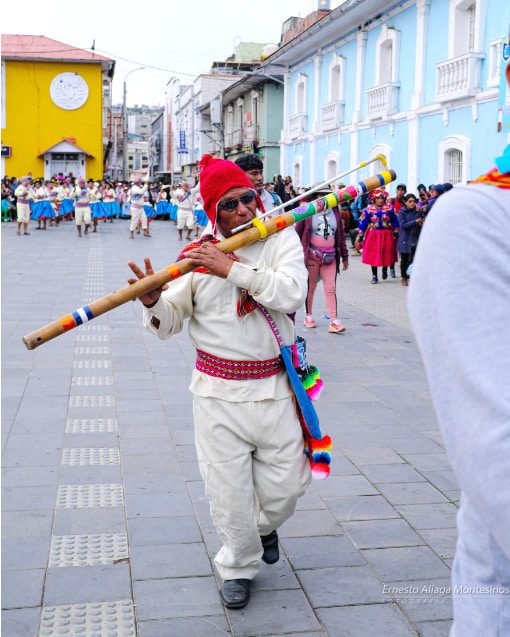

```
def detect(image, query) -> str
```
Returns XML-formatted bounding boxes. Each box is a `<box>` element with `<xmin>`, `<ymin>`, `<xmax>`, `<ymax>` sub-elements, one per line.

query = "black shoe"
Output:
<box><xmin>220</xmin><ymin>579</ymin><xmax>251</xmax><ymax>609</ymax></box>
<box><xmin>371</xmin><ymin>276</ymin><xmax>378</xmax><ymax>284</ymax></box>
<box><xmin>261</xmin><ymin>530</ymin><xmax>279</xmax><ymax>564</ymax></box>
<box><xmin>382</xmin><ymin>268</ymin><xmax>388</xmax><ymax>280</ymax></box>
<box><xmin>390</xmin><ymin>267</ymin><xmax>396</xmax><ymax>279</ymax></box>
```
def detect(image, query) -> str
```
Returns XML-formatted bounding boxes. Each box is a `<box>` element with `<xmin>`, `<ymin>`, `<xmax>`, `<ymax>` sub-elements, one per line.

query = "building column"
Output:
<box><xmin>408</xmin><ymin>0</ymin><xmax>430</xmax><ymax>192</ymax></box>
<box><xmin>350</xmin><ymin>31</ymin><xmax>366</xmax><ymax>175</ymax></box>
<box><xmin>353</xmin><ymin>31</ymin><xmax>367</xmax><ymax>125</ymax></box>
<box><xmin>311</xmin><ymin>52</ymin><xmax>322</xmax><ymax>184</ymax></box>
<box><xmin>280</xmin><ymin>70</ymin><xmax>291</xmax><ymax>176</ymax></box>
<box><xmin>411</xmin><ymin>0</ymin><xmax>431</xmax><ymax>110</ymax></box>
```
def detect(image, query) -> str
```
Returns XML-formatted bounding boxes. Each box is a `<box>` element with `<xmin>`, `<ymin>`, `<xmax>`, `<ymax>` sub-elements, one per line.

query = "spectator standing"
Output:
<box><xmin>397</xmin><ymin>193</ymin><xmax>423</xmax><ymax>286</ymax></box>
<box><xmin>296</xmin><ymin>190</ymin><xmax>349</xmax><ymax>333</ymax></box>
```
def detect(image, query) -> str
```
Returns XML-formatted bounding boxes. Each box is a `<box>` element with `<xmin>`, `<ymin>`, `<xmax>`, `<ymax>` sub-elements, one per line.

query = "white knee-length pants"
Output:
<box><xmin>193</xmin><ymin>394</ymin><xmax>311</xmax><ymax>581</ymax></box>
<box><xmin>130</xmin><ymin>205</ymin><xmax>147</xmax><ymax>231</ymax></box>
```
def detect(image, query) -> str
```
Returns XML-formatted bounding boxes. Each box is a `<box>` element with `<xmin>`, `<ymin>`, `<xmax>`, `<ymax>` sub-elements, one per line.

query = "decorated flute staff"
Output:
<box><xmin>22</xmin><ymin>168</ymin><xmax>396</xmax><ymax>350</ymax></box>
<box><xmin>232</xmin><ymin>154</ymin><xmax>389</xmax><ymax>234</ymax></box>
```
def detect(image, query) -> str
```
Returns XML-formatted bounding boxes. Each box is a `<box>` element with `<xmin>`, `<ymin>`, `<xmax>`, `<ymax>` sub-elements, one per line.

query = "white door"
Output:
<box><xmin>47</xmin><ymin>153</ymin><xmax>82</xmax><ymax>179</ymax></box>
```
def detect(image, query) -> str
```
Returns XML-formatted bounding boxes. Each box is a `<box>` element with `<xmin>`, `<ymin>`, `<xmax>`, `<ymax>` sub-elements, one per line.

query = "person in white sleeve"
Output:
<box><xmin>73</xmin><ymin>177</ymin><xmax>92</xmax><ymax>237</ymax></box>
<box><xmin>14</xmin><ymin>176</ymin><xmax>33</xmax><ymax>235</ymax></box>
<box><xmin>128</xmin><ymin>178</ymin><xmax>149</xmax><ymax>239</ymax></box>
<box><xmin>175</xmin><ymin>181</ymin><xmax>196</xmax><ymax>241</ymax></box>
<box><xmin>127</xmin><ymin>155</ymin><xmax>310</xmax><ymax>610</ymax></box>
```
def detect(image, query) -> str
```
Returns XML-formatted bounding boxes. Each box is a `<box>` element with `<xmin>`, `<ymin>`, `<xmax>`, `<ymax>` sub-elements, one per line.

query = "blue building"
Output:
<box><xmin>263</xmin><ymin>0</ymin><xmax>509</xmax><ymax>193</ymax></box>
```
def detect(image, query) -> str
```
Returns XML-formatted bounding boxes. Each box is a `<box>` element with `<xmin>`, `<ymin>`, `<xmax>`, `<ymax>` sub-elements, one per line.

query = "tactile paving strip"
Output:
<box><xmin>48</xmin><ymin>533</ymin><xmax>128</xmax><ymax>567</ymax></box>
<box><xmin>65</xmin><ymin>418</ymin><xmax>118</xmax><ymax>433</ymax></box>
<box><xmin>62</xmin><ymin>448</ymin><xmax>120</xmax><ymax>466</ymax></box>
<box><xmin>75</xmin><ymin>347</ymin><xmax>111</xmax><ymax>355</ymax></box>
<box><xmin>76</xmin><ymin>335</ymin><xmax>110</xmax><ymax>343</ymax></box>
<box><xmin>69</xmin><ymin>395</ymin><xmax>115</xmax><ymax>408</ymax></box>
<box><xmin>57</xmin><ymin>484</ymin><xmax>124</xmax><ymax>508</ymax></box>
<box><xmin>73</xmin><ymin>360</ymin><xmax>112</xmax><ymax>369</ymax></box>
<box><xmin>72</xmin><ymin>377</ymin><xmax>114</xmax><ymax>386</ymax></box>
<box><xmin>39</xmin><ymin>600</ymin><xmax>136</xmax><ymax>637</ymax></box>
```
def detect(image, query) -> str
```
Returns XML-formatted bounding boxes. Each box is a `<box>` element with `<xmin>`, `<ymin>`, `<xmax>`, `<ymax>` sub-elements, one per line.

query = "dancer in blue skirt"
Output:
<box><xmin>31</xmin><ymin>180</ymin><xmax>55</xmax><ymax>230</ymax></box>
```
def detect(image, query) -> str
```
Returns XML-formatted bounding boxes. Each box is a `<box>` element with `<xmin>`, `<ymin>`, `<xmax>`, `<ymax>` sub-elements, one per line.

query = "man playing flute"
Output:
<box><xmin>127</xmin><ymin>155</ymin><xmax>311</xmax><ymax>609</ymax></box>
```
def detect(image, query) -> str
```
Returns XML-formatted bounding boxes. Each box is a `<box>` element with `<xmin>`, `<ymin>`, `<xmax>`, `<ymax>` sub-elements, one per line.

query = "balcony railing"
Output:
<box><xmin>288</xmin><ymin>113</ymin><xmax>307</xmax><ymax>140</ymax></box>
<box><xmin>232</xmin><ymin>128</ymin><xmax>243</xmax><ymax>147</ymax></box>
<box><xmin>367</xmin><ymin>83</ymin><xmax>400</xmax><ymax>119</ymax></box>
<box><xmin>436</xmin><ymin>52</ymin><xmax>484</xmax><ymax>102</ymax></box>
<box><xmin>243</xmin><ymin>124</ymin><xmax>259</xmax><ymax>143</ymax></box>
<box><xmin>321</xmin><ymin>101</ymin><xmax>345</xmax><ymax>131</ymax></box>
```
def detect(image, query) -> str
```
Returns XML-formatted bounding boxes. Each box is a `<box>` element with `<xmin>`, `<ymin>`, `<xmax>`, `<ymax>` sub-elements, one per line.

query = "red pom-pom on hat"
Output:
<box><xmin>198</xmin><ymin>154</ymin><xmax>259</xmax><ymax>228</ymax></box>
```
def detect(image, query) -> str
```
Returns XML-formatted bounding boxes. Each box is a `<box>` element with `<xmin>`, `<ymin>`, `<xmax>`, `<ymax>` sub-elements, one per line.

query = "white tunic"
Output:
<box><xmin>143</xmin><ymin>226</ymin><xmax>307</xmax><ymax>402</ymax></box>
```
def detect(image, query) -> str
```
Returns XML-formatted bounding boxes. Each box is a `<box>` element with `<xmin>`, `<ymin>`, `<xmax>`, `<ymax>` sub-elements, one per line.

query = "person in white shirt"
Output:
<box><xmin>175</xmin><ymin>181</ymin><xmax>196</xmax><ymax>241</ymax></box>
<box><xmin>73</xmin><ymin>177</ymin><xmax>92</xmax><ymax>237</ymax></box>
<box><xmin>128</xmin><ymin>178</ymin><xmax>149</xmax><ymax>239</ymax></box>
<box><xmin>14</xmin><ymin>176</ymin><xmax>33</xmax><ymax>235</ymax></box>
<box><xmin>127</xmin><ymin>155</ymin><xmax>310</xmax><ymax>610</ymax></box>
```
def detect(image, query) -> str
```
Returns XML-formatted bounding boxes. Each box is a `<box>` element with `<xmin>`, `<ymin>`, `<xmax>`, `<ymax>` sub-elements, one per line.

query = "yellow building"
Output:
<box><xmin>1</xmin><ymin>35</ymin><xmax>115</xmax><ymax>179</ymax></box>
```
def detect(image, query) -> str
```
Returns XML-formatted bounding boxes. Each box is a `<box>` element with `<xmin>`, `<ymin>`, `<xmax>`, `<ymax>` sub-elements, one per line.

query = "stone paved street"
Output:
<box><xmin>2</xmin><ymin>219</ymin><xmax>457</xmax><ymax>637</ymax></box>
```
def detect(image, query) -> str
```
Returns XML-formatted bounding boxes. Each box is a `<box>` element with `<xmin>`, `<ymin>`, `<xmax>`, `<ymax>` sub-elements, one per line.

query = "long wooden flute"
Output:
<box><xmin>22</xmin><ymin>169</ymin><xmax>396</xmax><ymax>350</ymax></box>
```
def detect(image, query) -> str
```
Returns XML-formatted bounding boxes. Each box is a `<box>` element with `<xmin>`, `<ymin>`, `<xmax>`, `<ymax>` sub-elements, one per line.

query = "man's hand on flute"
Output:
<box><xmin>185</xmin><ymin>242</ymin><xmax>234</xmax><ymax>279</ymax></box>
<box><xmin>127</xmin><ymin>257</ymin><xmax>168</xmax><ymax>308</ymax></box>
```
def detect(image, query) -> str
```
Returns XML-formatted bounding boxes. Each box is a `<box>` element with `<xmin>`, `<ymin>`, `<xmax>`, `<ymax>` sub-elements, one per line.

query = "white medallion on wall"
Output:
<box><xmin>50</xmin><ymin>73</ymin><xmax>89</xmax><ymax>110</ymax></box>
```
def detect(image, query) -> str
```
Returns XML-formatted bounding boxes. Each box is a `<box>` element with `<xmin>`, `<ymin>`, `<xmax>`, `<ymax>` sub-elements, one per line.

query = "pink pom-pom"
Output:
<box><xmin>306</xmin><ymin>378</ymin><xmax>324</xmax><ymax>401</ymax></box>
<box><xmin>310</xmin><ymin>461</ymin><xmax>330</xmax><ymax>480</ymax></box>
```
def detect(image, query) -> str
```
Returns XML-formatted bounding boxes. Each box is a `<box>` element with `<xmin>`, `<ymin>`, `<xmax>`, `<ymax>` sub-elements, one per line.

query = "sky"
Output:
<box><xmin>3</xmin><ymin>0</ymin><xmax>344</xmax><ymax>107</ymax></box>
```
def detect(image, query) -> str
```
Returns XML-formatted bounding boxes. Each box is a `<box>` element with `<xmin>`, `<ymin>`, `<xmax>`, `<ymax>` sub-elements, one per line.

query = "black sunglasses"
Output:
<box><xmin>217</xmin><ymin>190</ymin><xmax>256</xmax><ymax>212</ymax></box>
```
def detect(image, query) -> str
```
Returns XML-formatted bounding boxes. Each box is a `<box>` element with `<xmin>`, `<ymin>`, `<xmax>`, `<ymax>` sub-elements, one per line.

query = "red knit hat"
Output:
<box><xmin>198</xmin><ymin>154</ymin><xmax>262</xmax><ymax>228</ymax></box>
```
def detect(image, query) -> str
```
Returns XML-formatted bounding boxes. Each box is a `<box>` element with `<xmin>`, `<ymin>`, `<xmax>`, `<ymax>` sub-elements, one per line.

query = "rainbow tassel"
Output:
<box><xmin>307</xmin><ymin>435</ymin><xmax>332</xmax><ymax>480</ymax></box>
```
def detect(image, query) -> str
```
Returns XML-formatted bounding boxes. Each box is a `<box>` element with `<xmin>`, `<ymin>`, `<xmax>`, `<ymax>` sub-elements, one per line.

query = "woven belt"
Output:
<box><xmin>18</xmin><ymin>199</ymin><xmax>30</xmax><ymax>204</ymax></box>
<box><xmin>76</xmin><ymin>202</ymin><xmax>90</xmax><ymax>207</ymax></box>
<box><xmin>196</xmin><ymin>349</ymin><xmax>283</xmax><ymax>380</ymax></box>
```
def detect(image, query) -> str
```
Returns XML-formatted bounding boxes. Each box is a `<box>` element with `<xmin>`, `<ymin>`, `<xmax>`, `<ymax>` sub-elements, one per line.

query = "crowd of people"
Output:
<box><xmin>1</xmin><ymin>174</ymin><xmax>212</xmax><ymax>239</ymax></box>
<box><xmin>1</xmin><ymin>165</ymin><xmax>454</xmax><ymax>333</ymax></box>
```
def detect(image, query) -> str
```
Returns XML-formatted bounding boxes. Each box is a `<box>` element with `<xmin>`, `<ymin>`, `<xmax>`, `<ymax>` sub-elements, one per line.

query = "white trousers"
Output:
<box><xmin>16</xmin><ymin>203</ymin><xmax>30</xmax><ymax>223</ymax></box>
<box><xmin>75</xmin><ymin>206</ymin><xmax>91</xmax><ymax>225</ymax></box>
<box><xmin>193</xmin><ymin>394</ymin><xmax>311</xmax><ymax>581</ymax></box>
<box><xmin>177</xmin><ymin>208</ymin><xmax>195</xmax><ymax>230</ymax></box>
<box><xmin>130</xmin><ymin>206</ymin><xmax>147</xmax><ymax>231</ymax></box>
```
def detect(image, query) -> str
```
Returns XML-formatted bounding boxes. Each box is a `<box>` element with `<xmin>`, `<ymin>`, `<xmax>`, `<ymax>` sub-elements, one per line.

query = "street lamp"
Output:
<box><xmin>165</xmin><ymin>77</ymin><xmax>178</xmax><ymax>185</ymax></box>
<box><xmin>122</xmin><ymin>67</ymin><xmax>145</xmax><ymax>181</ymax></box>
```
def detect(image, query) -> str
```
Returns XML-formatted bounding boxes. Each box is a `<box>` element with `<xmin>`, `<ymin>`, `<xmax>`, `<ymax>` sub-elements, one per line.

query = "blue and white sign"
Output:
<box><xmin>177</xmin><ymin>130</ymin><xmax>188</xmax><ymax>154</ymax></box>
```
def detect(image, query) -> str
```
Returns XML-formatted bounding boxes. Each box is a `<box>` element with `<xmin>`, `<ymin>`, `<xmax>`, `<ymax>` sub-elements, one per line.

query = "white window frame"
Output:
<box><xmin>293</xmin><ymin>155</ymin><xmax>303</xmax><ymax>188</ymax></box>
<box><xmin>448</xmin><ymin>0</ymin><xmax>487</xmax><ymax>58</ymax></box>
<box><xmin>488</xmin><ymin>38</ymin><xmax>503</xmax><ymax>88</ymax></box>
<box><xmin>226</xmin><ymin>106</ymin><xmax>234</xmax><ymax>134</ymax></box>
<box><xmin>324</xmin><ymin>151</ymin><xmax>340</xmax><ymax>182</ymax></box>
<box><xmin>438</xmin><ymin>135</ymin><xmax>471</xmax><ymax>183</ymax></box>
<box><xmin>374</xmin><ymin>25</ymin><xmax>401</xmax><ymax>85</ymax></box>
<box><xmin>295</xmin><ymin>73</ymin><xmax>307</xmax><ymax>115</ymax></box>
<box><xmin>367</xmin><ymin>143</ymin><xmax>392</xmax><ymax>177</ymax></box>
<box><xmin>250</xmin><ymin>90</ymin><xmax>259</xmax><ymax>126</ymax></box>
<box><xmin>328</xmin><ymin>54</ymin><xmax>345</xmax><ymax>103</ymax></box>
